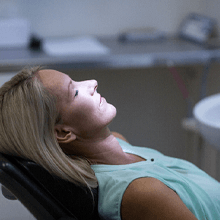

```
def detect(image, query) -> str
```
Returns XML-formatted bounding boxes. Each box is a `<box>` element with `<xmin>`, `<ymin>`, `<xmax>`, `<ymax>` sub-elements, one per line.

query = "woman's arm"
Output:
<box><xmin>112</xmin><ymin>131</ymin><xmax>129</xmax><ymax>143</ymax></box>
<box><xmin>121</xmin><ymin>177</ymin><xmax>198</xmax><ymax>220</ymax></box>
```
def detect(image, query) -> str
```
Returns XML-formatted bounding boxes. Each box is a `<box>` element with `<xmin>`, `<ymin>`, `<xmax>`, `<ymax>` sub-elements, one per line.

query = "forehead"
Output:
<box><xmin>37</xmin><ymin>69</ymin><xmax>71</xmax><ymax>104</ymax></box>
<box><xmin>37</xmin><ymin>69</ymin><xmax>69</xmax><ymax>89</ymax></box>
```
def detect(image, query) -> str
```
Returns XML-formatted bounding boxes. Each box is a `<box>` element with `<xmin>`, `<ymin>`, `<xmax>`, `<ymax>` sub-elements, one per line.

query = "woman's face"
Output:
<box><xmin>38</xmin><ymin>69</ymin><xmax>117</xmax><ymax>138</ymax></box>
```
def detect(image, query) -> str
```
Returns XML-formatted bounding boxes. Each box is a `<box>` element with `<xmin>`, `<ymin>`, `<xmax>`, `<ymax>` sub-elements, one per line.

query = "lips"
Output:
<box><xmin>100</xmin><ymin>95</ymin><xmax>105</xmax><ymax>106</ymax></box>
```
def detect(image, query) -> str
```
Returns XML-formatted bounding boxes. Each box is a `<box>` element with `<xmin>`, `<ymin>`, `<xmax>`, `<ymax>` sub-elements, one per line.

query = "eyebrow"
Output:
<box><xmin>68</xmin><ymin>79</ymin><xmax>72</xmax><ymax>98</ymax></box>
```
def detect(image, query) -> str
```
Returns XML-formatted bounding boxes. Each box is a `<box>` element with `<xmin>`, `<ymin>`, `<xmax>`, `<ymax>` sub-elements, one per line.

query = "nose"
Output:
<box><xmin>78</xmin><ymin>79</ymin><xmax>98</xmax><ymax>94</ymax></box>
<box><xmin>85</xmin><ymin>79</ymin><xmax>97</xmax><ymax>88</ymax></box>
<box><xmin>89</xmin><ymin>79</ymin><xmax>98</xmax><ymax>88</ymax></box>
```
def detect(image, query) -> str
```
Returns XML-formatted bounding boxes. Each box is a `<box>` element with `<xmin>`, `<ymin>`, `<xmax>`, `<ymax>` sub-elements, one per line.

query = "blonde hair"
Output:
<box><xmin>0</xmin><ymin>66</ymin><xmax>98</xmax><ymax>189</ymax></box>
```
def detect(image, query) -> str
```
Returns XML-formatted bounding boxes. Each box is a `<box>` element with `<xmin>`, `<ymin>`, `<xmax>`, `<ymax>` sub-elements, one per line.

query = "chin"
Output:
<box><xmin>110</xmin><ymin>104</ymin><xmax>117</xmax><ymax>116</ymax></box>
<box><xmin>106</xmin><ymin>104</ymin><xmax>117</xmax><ymax>124</ymax></box>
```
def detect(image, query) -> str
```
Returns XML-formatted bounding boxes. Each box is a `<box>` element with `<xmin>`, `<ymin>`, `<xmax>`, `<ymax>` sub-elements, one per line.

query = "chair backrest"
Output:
<box><xmin>0</xmin><ymin>153</ymin><xmax>100</xmax><ymax>220</ymax></box>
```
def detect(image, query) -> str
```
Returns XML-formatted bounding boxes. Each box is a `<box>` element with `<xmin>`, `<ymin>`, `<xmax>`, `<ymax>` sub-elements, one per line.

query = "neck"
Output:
<box><xmin>67</xmin><ymin>129</ymin><xmax>142</xmax><ymax>165</ymax></box>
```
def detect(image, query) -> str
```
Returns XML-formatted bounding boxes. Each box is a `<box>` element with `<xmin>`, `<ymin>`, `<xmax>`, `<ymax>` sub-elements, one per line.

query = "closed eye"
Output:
<box><xmin>74</xmin><ymin>90</ymin><xmax>79</xmax><ymax>97</ymax></box>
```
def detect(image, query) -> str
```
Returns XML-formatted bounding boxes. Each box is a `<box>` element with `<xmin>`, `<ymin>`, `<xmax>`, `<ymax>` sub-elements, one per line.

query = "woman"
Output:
<box><xmin>0</xmin><ymin>67</ymin><xmax>219</xmax><ymax>220</ymax></box>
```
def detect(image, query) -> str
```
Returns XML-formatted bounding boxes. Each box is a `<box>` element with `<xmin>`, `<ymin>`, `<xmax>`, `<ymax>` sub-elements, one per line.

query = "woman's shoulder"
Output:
<box><xmin>121</xmin><ymin>177</ymin><xmax>198</xmax><ymax>220</ymax></box>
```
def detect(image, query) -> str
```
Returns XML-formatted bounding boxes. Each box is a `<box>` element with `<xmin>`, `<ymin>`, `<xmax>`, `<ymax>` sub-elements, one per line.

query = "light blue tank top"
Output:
<box><xmin>91</xmin><ymin>138</ymin><xmax>220</xmax><ymax>220</ymax></box>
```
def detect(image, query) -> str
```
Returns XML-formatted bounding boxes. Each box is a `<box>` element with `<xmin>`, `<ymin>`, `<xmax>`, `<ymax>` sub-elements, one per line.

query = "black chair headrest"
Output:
<box><xmin>0</xmin><ymin>153</ymin><xmax>100</xmax><ymax>220</ymax></box>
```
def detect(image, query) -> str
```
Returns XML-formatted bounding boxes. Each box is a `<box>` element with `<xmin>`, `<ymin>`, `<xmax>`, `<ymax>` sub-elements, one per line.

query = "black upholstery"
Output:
<box><xmin>0</xmin><ymin>153</ymin><xmax>100</xmax><ymax>220</ymax></box>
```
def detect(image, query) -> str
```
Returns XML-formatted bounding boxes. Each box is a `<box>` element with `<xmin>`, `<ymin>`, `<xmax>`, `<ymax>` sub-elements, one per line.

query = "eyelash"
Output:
<box><xmin>74</xmin><ymin>90</ymin><xmax>79</xmax><ymax>97</ymax></box>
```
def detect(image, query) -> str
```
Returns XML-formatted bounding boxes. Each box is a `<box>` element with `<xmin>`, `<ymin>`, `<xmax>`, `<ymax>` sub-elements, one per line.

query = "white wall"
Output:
<box><xmin>0</xmin><ymin>0</ymin><xmax>207</xmax><ymax>38</ymax></box>
<box><xmin>202</xmin><ymin>0</ymin><xmax>220</xmax><ymax>25</ymax></box>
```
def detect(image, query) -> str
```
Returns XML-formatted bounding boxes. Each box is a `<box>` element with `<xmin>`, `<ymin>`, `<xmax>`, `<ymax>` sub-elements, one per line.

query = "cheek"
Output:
<box><xmin>69</xmin><ymin>104</ymin><xmax>99</xmax><ymax>129</ymax></box>
<box><xmin>61</xmin><ymin>100</ymin><xmax>116</xmax><ymax>134</ymax></box>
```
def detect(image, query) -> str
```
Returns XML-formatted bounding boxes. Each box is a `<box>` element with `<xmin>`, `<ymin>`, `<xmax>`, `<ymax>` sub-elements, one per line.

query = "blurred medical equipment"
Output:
<box><xmin>118</xmin><ymin>27</ymin><xmax>166</xmax><ymax>43</ymax></box>
<box><xmin>43</xmin><ymin>37</ymin><xmax>110</xmax><ymax>56</ymax></box>
<box><xmin>179</xmin><ymin>13</ymin><xmax>217</xmax><ymax>46</ymax></box>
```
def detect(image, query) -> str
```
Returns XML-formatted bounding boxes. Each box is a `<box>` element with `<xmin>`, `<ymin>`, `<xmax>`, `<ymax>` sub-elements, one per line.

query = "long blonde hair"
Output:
<box><xmin>0</xmin><ymin>66</ymin><xmax>98</xmax><ymax>189</ymax></box>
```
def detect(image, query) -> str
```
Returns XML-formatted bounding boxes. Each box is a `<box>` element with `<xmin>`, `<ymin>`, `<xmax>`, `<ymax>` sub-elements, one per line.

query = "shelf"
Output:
<box><xmin>1</xmin><ymin>37</ymin><xmax>220</xmax><ymax>72</ymax></box>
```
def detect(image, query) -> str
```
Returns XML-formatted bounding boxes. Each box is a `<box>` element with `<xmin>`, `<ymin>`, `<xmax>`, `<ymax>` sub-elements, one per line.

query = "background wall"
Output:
<box><xmin>0</xmin><ymin>0</ymin><xmax>219</xmax><ymax>219</ymax></box>
<box><xmin>0</xmin><ymin>0</ymin><xmax>213</xmax><ymax>38</ymax></box>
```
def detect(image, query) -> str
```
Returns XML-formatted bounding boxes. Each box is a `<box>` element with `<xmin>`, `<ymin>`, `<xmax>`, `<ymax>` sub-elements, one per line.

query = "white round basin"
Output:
<box><xmin>193</xmin><ymin>93</ymin><xmax>220</xmax><ymax>150</ymax></box>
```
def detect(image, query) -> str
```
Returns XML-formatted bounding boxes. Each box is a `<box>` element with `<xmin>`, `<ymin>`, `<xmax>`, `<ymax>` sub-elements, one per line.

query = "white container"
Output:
<box><xmin>0</xmin><ymin>18</ymin><xmax>30</xmax><ymax>48</ymax></box>
<box><xmin>193</xmin><ymin>93</ymin><xmax>220</xmax><ymax>150</ymax></box>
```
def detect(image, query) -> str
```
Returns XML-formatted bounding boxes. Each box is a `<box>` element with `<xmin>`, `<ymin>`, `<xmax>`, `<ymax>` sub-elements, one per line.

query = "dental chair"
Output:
<box><xmin>0</xmin><ymin>153</ymin><xmax>100</xmax><ymax>220</ymax></box>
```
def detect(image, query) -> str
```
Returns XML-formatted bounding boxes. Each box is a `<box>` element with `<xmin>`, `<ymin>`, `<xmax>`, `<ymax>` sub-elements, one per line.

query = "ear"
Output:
<box><xmin>54</xmin><ymin>124</ymin><xmax>76</xmax><ymax>144</ymax></box>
